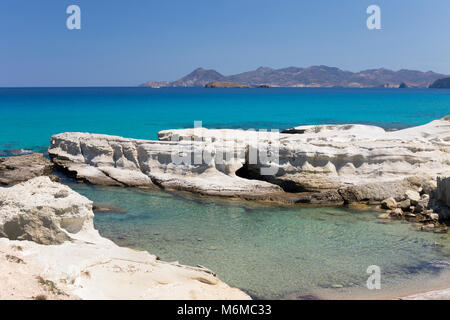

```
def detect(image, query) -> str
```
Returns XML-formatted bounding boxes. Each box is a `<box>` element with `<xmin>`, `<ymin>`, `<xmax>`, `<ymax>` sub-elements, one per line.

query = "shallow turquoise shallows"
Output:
<box><xmin>69</xmin><ymin>183</ymin><xmax>450</xmax><ymax>300</ymax></box>
<box><xmin>1</xmin><ymin>87</ymin><xmax>450</xmax><ymax>153</ymax></box>
<box><xmin>2</xmin><ymin>87</ymin><xmax>450</xmax><ymax>299</ymax></box>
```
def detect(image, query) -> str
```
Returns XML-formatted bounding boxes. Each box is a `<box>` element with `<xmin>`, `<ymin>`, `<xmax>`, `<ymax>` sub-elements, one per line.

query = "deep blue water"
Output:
<box><xmin>1</xmin><ymin>87</ymin><xmax>449</xmax><ymax>154</ymax></box>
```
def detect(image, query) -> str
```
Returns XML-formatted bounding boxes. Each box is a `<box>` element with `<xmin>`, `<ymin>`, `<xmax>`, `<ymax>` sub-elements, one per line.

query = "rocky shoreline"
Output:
<box><xmin>0</xmin><ymin>177</ymin><xmax>250</xmax><ymax>300</ymax></box>
<box><xmin>48</xmin><ymin>116</ymin><xmax>450</xmax><ymax>214</ymax></box>
<box><xmin>1</xmin><ymin>115</ymin><xmax>450</xmax><ymax>299</ymax></box>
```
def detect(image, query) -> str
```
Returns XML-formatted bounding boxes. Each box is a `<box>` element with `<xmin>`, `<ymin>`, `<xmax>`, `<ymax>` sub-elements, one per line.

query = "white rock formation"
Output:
<box><xmin>48</xmin><ymin>116</ymin><xmax>450</xmax><ymax>203</ymax></box>
<box><xmin>0</xmin><ymin>177</ymin><xmax>250</xmax><ymax>300</ymax></box>
<box><xmin>49</xmin><ymin>132</ymin><xmax>282</xmax><ymax>198</ymax></box>
<box><xmin>0</xmin><ymin>177</ymin><xmax>97</xmax><ymax>244</ymax></box>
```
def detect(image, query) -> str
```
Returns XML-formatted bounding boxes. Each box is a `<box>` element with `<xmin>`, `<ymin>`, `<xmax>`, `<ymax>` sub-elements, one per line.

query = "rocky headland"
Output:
<box><xmin>430</xmin><ymin>77</ymin><xmax>450</xmax><ymax>89</ymax></box>
<box><xmin>0</xmin><ymin>177</ymin><xmax>250</xmax><ymax>300</ymax></box>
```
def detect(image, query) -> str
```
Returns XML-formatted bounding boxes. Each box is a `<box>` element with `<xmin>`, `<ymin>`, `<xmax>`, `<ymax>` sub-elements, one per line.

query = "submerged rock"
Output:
<box><xmin>92</xmin><ymin>202</ymin><xmax>127</xmax><ymax>214</ymax></box>
<box><xmin>421</xmin><ymin>224</ymin><xmax>435</xmax><ymax>231</ymax></box>
<box><xmin>0</xmin><ymin>153</ymin><xmax>59</xmax><ymax>185</ymax></box>
<box><xmin>390</xmin><ymin>208</ymin><xmax>404</xmax><ymax>217</ymax></box>
<box><xmin>377</xmin><ymin>213</ymin><xmax>391</xmax><ymax>219</ymax></box>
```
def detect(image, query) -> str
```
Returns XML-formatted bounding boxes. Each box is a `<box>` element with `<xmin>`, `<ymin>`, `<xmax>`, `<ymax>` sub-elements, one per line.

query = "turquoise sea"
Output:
<box><xmin>2</xmin><ymin>87</ymin><xmax>450</xmax><ymax>299</ymax></box>
<box><xmin>1</xmin><ymin>87</ymin><xmax>450</xmax><ymax>153</ymax></box>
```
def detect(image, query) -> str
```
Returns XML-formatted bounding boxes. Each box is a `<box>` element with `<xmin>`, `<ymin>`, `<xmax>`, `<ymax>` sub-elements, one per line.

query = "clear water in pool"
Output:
<box><xmin>67</xmin><ymin>182</ymin><xmax>450</xmax><ymax>299</ymax></box>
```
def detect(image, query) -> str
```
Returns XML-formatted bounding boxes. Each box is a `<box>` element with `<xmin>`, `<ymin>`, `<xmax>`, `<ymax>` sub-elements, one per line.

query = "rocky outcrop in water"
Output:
<box><xmin>48</xmin><ymin>132</ymin><xmax>282</xmax><ymax>198</ymax></box>
<box><xmin>0</xmin><ymin>177</ymin><xmax>250</xmax><ymax>300</ymax></box>
<box><xmin>377</xmin><ymin>187</ymin><xmax>447</xmax><ymax>231</ymax></box>
<box><xmin>0</xmin><ymin>153</ymin><xmax>59</xmax><ymax>185</ymax></box>
<box><xmin>48</xmin><ymin>116</ymin><xmax>450</xmax><ymax>205</ymax></box>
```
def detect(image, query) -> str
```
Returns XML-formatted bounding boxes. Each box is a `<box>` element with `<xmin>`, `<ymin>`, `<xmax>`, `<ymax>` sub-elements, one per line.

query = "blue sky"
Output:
<box><xmin>1</xmin><ymin>0</ymin><xmax>450</xmax><ymax>87</ymax></box>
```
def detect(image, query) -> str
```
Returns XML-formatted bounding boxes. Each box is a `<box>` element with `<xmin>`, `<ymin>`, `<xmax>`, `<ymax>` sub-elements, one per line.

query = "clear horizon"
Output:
<box><xmin>2</xmin><ymin>0</ymin><xmax>450</xmax><ymax>87</ymax></box>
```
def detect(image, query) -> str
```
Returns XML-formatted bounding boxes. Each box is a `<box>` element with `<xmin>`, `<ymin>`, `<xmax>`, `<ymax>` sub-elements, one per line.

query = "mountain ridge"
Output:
<box><xmin>140</xmin><ymin>66</ymin><xmax>447</xmax><ymax>88</ymax></box>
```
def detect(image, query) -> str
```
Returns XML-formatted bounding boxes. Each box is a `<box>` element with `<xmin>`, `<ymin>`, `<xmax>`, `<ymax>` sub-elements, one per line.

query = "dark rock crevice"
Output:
<box><xmin>235</xmin><ymin>162</ymin><xmax>308</xmax><ymax>193</ymax></box>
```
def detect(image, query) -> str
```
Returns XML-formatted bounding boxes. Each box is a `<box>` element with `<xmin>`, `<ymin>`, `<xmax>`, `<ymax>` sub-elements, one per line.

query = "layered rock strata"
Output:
<box><xmin>48</xmin><ymin>117</ymin><xmax>450</xmax><ymax>205</ymax></box>
<box><xmin>48</xmin><ymin>132</ymin><xmax>282</xmax><ymax>198</ymax></box>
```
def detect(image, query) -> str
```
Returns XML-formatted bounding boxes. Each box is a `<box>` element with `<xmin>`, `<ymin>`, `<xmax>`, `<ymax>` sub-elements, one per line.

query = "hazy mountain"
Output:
<box><xmin>169</xmin><ymin>68</ymin><xmax>226</xmax><ymax>87</ymax></box>
<box><xmin>140</xmin><ymin>66</ymin><xmax>447</xmax><ymax>88</ymax></box>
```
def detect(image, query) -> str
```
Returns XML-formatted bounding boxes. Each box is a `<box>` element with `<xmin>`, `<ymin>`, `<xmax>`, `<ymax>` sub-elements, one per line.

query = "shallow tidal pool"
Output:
<box><xmin>68</xmin><ymin>182</ymin><xmax>450</xmax><ymax>299</ymax></box>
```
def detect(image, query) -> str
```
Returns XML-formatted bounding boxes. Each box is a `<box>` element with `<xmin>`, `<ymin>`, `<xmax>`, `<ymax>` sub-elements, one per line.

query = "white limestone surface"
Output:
<box><xmin>0</xmin><ymin>177</ymin><xmax>250</xmax><ymax>300</ymax></box>
<box><xmin>49</xmin><ymin>117</ymin><xmax>450</xmax><ymax>202</ymax></box>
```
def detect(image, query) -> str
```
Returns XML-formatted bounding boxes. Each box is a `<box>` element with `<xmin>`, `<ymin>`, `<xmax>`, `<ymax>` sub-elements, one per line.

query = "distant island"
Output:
<box><xmin>204</xmin><ymin>81</ymin><xmax>250</xmax><ymax>88</ymax></box>
<box><xmin>140</xmin><ymin>66</ymin><xmax>448</xmax><ymax>88</ymax></box>
<box><xmin>204</xmin><ymin>81</ymin><xmax>274</xmax><ymax>88</ymax></box>
<box><xmin>429</xmin><ymin>77</ymin><xmax>450</xmax><ymax>88</ymax></box>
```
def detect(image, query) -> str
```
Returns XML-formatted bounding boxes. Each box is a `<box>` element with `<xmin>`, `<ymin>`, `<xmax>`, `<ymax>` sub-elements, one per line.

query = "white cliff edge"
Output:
<box><xmin>0</xmin><ymin>177</ymin><xmax>250</xmax><ymax>300</ymax></box>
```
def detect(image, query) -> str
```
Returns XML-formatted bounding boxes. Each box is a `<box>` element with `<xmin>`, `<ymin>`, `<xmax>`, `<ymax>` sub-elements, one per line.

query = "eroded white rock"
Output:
<box><xmin>49</xmin><ymin>132</ymin><xmax>282</xmax><ymax>198</ymax></box>
<box><xmin>0</xmin><ymin>177</ymin><xmax>96</xmax><ymax>244</ymax></box>
<box><xmin>48</xmin><ymin>116</ymin><xmax>450</xmax><ymax>203</ymax></box>
<box><xmin>0</xmin><ymin>177</ymin><xmax>250</xmax><ymax>300</ymax></box>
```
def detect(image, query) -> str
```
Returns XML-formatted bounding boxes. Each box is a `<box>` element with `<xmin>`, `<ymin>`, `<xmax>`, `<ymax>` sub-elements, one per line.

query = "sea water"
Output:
<box><xmin>1</xmin><ymin>87</ymin><xmax>449</xmax><ymax>153</ymax></box>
